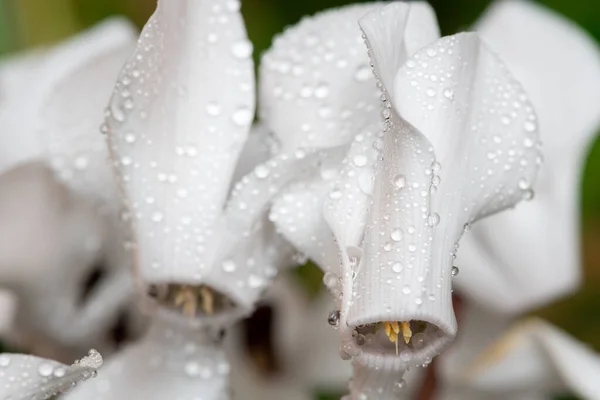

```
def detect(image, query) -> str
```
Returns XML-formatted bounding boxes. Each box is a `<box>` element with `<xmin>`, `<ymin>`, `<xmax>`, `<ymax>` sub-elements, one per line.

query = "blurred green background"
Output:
<box><xmin>0</xmin><ymin>0</ymin><xmax>599</xmax><ymax>399</ymax></box>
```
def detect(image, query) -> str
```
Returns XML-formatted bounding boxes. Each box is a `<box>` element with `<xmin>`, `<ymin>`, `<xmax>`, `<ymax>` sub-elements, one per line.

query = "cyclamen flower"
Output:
<box><xmin>62</xmin><ymin>0</ymin><xmax>320</xmax><ymax>398</ymax></box>
<box><xmin>0</xmin><ymin>19</ymin><xmax>143</xmax><ymax>358</ymax></box>
<box><xmin>266</xmin><ymin>0</ymin><xmax>541</xmax><ymax>384</ymax></box>
<box><xmin>269</xmin><ymin>1</ymin><xmax>600</xmax><ymax>399</ymax></box>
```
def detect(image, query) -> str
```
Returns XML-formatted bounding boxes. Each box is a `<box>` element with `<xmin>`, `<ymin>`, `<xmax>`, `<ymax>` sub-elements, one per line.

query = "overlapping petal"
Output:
<box><xmin>0</xmin><ymin>18</ymin><xmax>135</xmax><ymax>176</ymax></box>
<box><xmin>0</xmin><ymin>349</ymin><xmax>102</xmax><ymax>400</ymax></box>
<box><xmin>456</xmin><ymin>0</ymin><xmax>600</xmax><ymax>314</ymax></box>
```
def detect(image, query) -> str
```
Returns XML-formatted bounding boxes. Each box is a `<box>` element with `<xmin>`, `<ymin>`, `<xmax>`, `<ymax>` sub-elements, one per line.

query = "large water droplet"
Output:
<box><xmin>390</xmin><ymin>228</ymin><xmax>403</xmax><ymax>242</ymax></box>
<box><xmin>393</xmin><ymin>174</ymin><xmax>406</xmax><ymax>189</ymax></box>
<box><xmin>231</xmin><ymin>40</ymin><xmax>253</xmax><ymax>59</ymax></box>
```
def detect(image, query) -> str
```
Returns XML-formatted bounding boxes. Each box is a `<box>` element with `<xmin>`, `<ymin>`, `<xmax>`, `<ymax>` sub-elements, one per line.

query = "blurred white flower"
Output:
<box><xmin>264</xmin><ymin>0</ymin><xmax>541</xmax><ymax>392</ymax></box>
<box><xmin>0</xmin><ymin>18</ymin><xmax>145</xmax><ymax>358</ymax></box>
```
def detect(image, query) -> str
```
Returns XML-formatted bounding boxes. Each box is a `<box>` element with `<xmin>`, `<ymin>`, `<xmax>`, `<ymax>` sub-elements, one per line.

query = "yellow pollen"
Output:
<box><xmin>174</xmin><ymin>285</ymin><xmax>197</xmax><ymax>317</ymax></box>
<box><xmin>200</xmin><ymin>286</ymin><xmax>214</xmax><ymax>316</ymax></box>
<box><xmin>400</xmin><ymin>321</ymin><xmax>412</xmax><ymax>344</ymax></box>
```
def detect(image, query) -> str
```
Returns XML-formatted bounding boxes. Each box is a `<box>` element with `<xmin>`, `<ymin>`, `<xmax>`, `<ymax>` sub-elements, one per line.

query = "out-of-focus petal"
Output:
<box><xmin>65</xmin><ymin>313</ymin><xmax>228</xmax><ymax>400</ymax></box>
<box><xmin>0</xmin><ymin>18</ymin><xmax>136</xmax><ymax>176</ymax></box>
<box><xmin>0</xmin><ymin>350</ymin><xmax>102</xmax><ymax>400</ymax></box>
<box><xmin>38</xmin><ymin>31</ymin><xmax>134</xmax><ymax>209</ymax></box>
<box><xmin>0</xmin><ymin>163</ymin><xmax>141</xmax><ymax>356</ymax></box>
<box><xmin>456</xmin><ymin>0</ymin><xmax>600</xmax><ymax>314</ymax></box>
<box><xmin>105</xmin><ymin>0</ymin><xmax>255</xmax><ymax>285</ymax></box>
<box><xmin>454</xmin><ymin>319</ymin><xmax>600</xmax><ymax>400</ymax></box>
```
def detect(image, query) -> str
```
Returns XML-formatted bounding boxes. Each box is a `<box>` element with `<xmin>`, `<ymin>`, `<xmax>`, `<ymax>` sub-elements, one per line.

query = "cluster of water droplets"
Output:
<box><xmin>260</xmin><ymin>3</ymin><xmax>382</xmax><ymax>150</ymax></box>
<box><xmin>0</xmin><ymin>349</ymin><xmax>102</xmax><ymax>400</ymax></box>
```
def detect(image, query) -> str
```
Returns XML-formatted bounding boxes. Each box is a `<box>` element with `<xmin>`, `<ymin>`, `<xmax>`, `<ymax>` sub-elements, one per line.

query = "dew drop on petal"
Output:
<box><xmin>393</xmin><ymin>174</ymin><xmax>406</xmax><ymax>189</ymax></box>
<box><xmin>390</xmin><ymin>228</ymin><xmax>403</xmax><ymax>242</ymax></box>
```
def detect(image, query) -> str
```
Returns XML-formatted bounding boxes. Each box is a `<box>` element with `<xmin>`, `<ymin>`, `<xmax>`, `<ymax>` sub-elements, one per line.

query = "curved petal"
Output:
<box><xmin>260</xmin><ymin>1</ymin><xmax>438</xmax><ymax>151</ymax></box>
<box><xmin>39</xmin><ymin>31</ymin><xmax>134</xmax><ymax>209</ymax></box>
<box><xmin>105</xmin><ymin>0</ymin><xmax>255</xmax><ymax>285</ymax></box>
<box><xmin>269</xmin><ymin>157</ymin><xmax>343</xmax><ymax>273</ymax></box>
<box><xmin>0</xmin><ymin>18</ymin><xmax>136</xmax><ymax>175</ymax></box>
<box><xmin>0</xmin><ymin>349</ymin><xmax>102</xmax><ymax>400</ymax></box>
<box><xmin>353</xmin><ymin>5</ymin><xmax>541</xmax><ymax>367</ymax></box>
<box><xmin>65</xmin><ymin>313</ymin><xmax>228</xmax><ymax>400</ymax></box>
<box><xmin>456</xmin><ymin>318</ymin><xmax>600</xmax><ymax>399</ymax></box>
<box><xmin>455</xmin><ymin>0</ymin><xmax>600</xmax><ymax>314</ymax></box>
<box><xmin>207</xmin><ymin>148</ymin><xmax>326</xmax><ymax>311</ymax></box>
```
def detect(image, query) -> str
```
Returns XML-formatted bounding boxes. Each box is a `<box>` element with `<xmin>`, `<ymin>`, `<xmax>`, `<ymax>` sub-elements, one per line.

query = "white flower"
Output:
<box><xmin>455</xmin><ymin>0</ymin><xmax>600</xmax><ymax>315</ymax></box>
<box><xmin>64</xmin><ymin>0</ymin><xmax>314</xmax><ymax>398</ymax></box>
<box><xmin>264</xmin><ymin>0</ymin><xmax>541</xmax><ymax>380</ymax></box>
<box><xmin>0</xmin><ymin>19</ymin><xmax>144</xmax><ymax>357</ymax></box>
<box><xmin>0</xmin><ymin>349</ymin><xmax>103</xmax><ymax>400</ymax></box>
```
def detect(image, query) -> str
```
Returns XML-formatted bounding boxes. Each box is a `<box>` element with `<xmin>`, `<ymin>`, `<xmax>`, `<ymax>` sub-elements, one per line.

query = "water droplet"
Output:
<box><xmin>206</xmin><ymin>102</ymin><xmax>221</xmax><ymax>116</ymax></box>
<box><xmin>392</xmin><ymin>379</ymin><xmax>407</xmax><ymax>394</ymax></box>
<box><xmin>354</xmin><ymin>65</ymin><xmax>371</xmax><ymax>82</ymax></box>
<box><xmin>392</xmin><ymin>263</ymin><xmax>403</xmax><ymax>273</ymax></box>
<box><xmin>393</xmin><ymin>174</ymin><xmax>406</xmax><ymax>189</ymax></box>
<box><xmin>0</xmin><ymin>355</ymin><xmax>10</xmax><ymax>367</ymax></box>
<box><xmin>254</xmin><ymin>165</ymin><xmax>270</xmax><ymax>179</ymax></box>
<box><xmin>222</xmin><ymin>260</ymin><xmax>236</xmax><ymax>272</ymax></box>
<box><xmin>231</xmin><ymin>40</ymin><xmax>253</xmax><ymax>59</ymax></box>
<box><xmin>328</xmin><ymin>310</ymin><xmax>340</xmax><ymax>327</ymax></box>
<box><xmin>353</xmin><ymin>154</ymin><xmax>368</xmax><ymax>167</ymax></box>
<box><xmin>451</xmin><ymin>266</ymin><xmax>459</xmax><ymax>276</ymax></box>
<box><xmin>518</xmin><ymin>178</ymin><xmax>531</xmax><ymax>190</ymax></box>
<box><xmin>185</xmin><ymin>361</ymin><xmax>200</xmax><ymax>377</ymax></box>
<box><xmin>390</xmin><ymin>228</ymin><xmax>403</xmax><ymax>242</ymax></box>
<box><xmin>151</xmin><ymin>212</ymin><xmax>164</xmax><ymax>223</ymax></box>
<box><xmin>524</xmin><ymin>121</ymin><xmax>537</xmax><ymax>132</ymax></box>
<box><xmin>427</xmin><ymin>213</ymin><xmax>440</xmax><ymax>226</ymax></box>
<box><xmin>426</xmin><ymin>88</ymin><xmax>436</xmax><ymax>97</ymax></box>
<box><xmin>38</xmin><ymin>363</ymin><xmax>53</xmax><ymax>377</ymax></box>
<box><xmin>315</xmin><ymin>84</ymin><xmax>330</xmax><ymax>99</ymax></box>
<box><xmin>231</xmin><ymin>107</ymin><xmax>253</xmax><ymax>126</ymax></box>
<box><xmin>402</xmin><ymin>286</ymin><xmax>411</xmax><ymax>295</ymax></box>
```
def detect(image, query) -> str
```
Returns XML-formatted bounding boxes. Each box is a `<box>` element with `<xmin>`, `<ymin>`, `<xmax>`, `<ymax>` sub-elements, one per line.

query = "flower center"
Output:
<box><xmin>147</xmin><ymin>284</ymin><xmax>236</xmax><ymax>317</ymax></box>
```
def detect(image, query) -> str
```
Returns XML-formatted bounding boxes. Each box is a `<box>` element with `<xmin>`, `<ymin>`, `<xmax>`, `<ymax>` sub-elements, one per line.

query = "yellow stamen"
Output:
<box><xmin>174</xmin><ymin>285</ymin><xmax>197</xmax><ymax>317</ymax></box>
<box><xmin>200</xmin><ymin>285</ymin><xmax>214</xmax><ymax>315</ymax></box>
<box><xmin>400</xmin><ymin>321</ymin><xmax>412</xmax><ymax>344</ymax></box>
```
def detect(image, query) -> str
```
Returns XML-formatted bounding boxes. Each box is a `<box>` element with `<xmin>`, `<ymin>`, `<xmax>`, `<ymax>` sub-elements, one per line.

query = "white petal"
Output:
<box><xmin>457</xmin><ymin>318</ymin><xmax>600</xmax><ymax>399</ymax></box>
<box><xmin>392</xmin><ymin>33</ymin><xmax>541</xmax><ymax>226</ymax></box>
<box><xmin>0</xmin><ymin>18</ymin><xmax>136</xmax><ymax>176</ymax></box>
<box><xmin>270</xmin><ymin>158</ymin><xmax>343</xmax><ymax>273</ymax></box>
<box><xmin>347</xmin><ymin>361</ymin><xmax>425</xmax><ymax>400</ymax></box>
<box><xmin>38</xmin><ymin>30</ymin><xmax>134</xmax><ymax>208</ymax></box>
<box><xmin>260</xmin><ymin>2</ymin><xmax>438</xmax><ymax>151</ymax></box>
<box><xmin>455</xmin><ymin>0</ymin><xmax>600</xmax><ymax>314</ymax></box>
<box><xmin>0</xmin><ymin>349</ymin><xmax>102</xmax><ymax>400</ymax></box>
<box><xmin>65</xmin><ymin>313</ymin><xmax>228</xmax><ymax>400</ymax></box>
<box><xmin>105</xmin><ymin>0</ymin><xmax>255</xmax><ymax>284</ymax></box>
